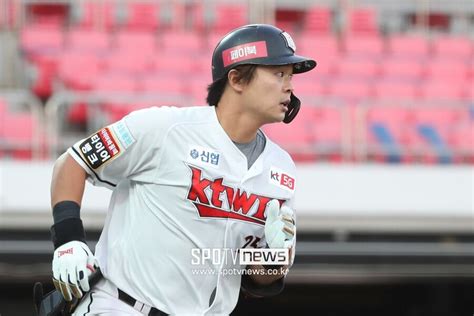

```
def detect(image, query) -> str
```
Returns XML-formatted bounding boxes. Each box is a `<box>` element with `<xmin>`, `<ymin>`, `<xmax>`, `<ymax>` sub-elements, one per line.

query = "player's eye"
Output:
<box><xmin>275</xmin><ymin>71</ymin><xmax>285</xmax><ymax>78</ymax></box>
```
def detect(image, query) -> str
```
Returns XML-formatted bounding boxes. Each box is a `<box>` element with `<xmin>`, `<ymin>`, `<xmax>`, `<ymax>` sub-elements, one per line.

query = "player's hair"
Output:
<box><xmin>206</xmin><ymin>65</ymin><xmax>257</xmax><ymax>106</ymax></box>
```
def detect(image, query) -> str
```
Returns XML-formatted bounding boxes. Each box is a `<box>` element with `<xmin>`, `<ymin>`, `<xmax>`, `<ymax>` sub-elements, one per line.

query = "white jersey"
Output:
<box><xmin>68</xmin><ymin>106</ymin><xmax>297</xmax><ymax>315</ymax></box>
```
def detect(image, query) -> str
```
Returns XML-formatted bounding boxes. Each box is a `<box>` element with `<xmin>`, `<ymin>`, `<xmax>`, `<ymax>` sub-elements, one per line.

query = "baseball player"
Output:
<box><xmin>48</xmin><ymin>24</ymin><xmax>316</xmax><ymax>315</ymax></box>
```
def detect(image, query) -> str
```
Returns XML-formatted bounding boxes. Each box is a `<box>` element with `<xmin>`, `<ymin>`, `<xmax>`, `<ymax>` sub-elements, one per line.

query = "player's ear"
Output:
<box><xmin>227</xmin><ymin>69</ymin><xmax>245</xmax><ymax>92</ymax></box>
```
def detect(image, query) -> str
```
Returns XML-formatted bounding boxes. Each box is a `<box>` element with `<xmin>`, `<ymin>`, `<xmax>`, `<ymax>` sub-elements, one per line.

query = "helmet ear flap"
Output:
<box><xmin>283</xmin><ymin>93</ymin><xmax>300</xmax><ymax>124</ymax></box>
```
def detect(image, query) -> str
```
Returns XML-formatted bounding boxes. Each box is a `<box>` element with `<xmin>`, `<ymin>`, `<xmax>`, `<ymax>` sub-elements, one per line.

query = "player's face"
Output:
<box><xmin>242</xmin><ymin>65</ymin><xmax>294</xmax><ymax>124</ymax></box>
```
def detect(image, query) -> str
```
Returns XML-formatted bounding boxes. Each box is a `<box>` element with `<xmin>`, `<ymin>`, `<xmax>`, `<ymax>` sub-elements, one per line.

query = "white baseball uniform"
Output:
<box><xmin>67</xmin><ymin>105</ymin><xmax>297</xmax><ymax>315</ymax></box>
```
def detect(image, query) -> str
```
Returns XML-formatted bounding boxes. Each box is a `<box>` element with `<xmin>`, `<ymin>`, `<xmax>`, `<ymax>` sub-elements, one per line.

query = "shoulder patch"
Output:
<box><xmin>111</xmin><ymin>120</ymin><xmax>135</xmax><ymax>149</ymax></box>
<box><xmin>79</xmin><ymin>127</ymin><xmax>122</xmax><ymax>169</ymax></box>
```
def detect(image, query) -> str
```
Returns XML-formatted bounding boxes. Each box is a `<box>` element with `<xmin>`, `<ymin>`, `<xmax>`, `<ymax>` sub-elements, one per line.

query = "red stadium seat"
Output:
<box><xmin>298</xmin><ymin>35</ymin><xmax>340</xmax><ymax>77</ymax></box>
<box><xmin>103</xmin><ymin>51</ymin><xmax>153</xmax><ymax>75</ymax></box>
<box><xmin>92</xmin><ymin>74</ymin><xmax>138</xmax><ymax>92</ymax></box>
<box><xmin>0</xmin><ymin>112</ymin><xmax>37</xmax><ymax>159</ymax></box>
<box><xmin>432</xmin><ymin>36</ymin><xmax>473</xmax><ymax>60</ymax></box>
<box><xmin>20</xmin><ymin>24</ymin><xmax>64</xmax><ymax>55</ymax></box>
<box><xmin>160</xmin><ymin>31</ymin><xmax>204</xmax><ymax>54</ymax></box>
<box><xmin>213</xmin><ymin>3</ymin><xmax>248</xmax><ymax>32</ymax></box>
<box><xmin>302</xmin><ymin>6</ymin><xmax>332</xmax><ymax>34</ymax></box>
<box><xmin>75</xmin><ymin>0</ymin><xmax>117</xmax><ymax>30</ymax></box>
<box><xmin>449</xmin><ymin>124</ymin><xmax>474</xmax><ymax>162</ymax></box>
<box><xmin>66</xmin><ymin>28</ymin><xmax>111</xmax><ymax>53</ymax></box>
<box><xmin>114</xmin><ymin>30</ymin><xmax>157</xmax><ymax>53</ymax></box>
<box><xmin>327</xmin><ymin>80</ymin><xmax>372</xmax><ymax>102</ymax></box>
<box><xmin>379</xmin><ymin>58</ymin><xmax>426</xmax><ymax>81</ymax></box>
<box><xmin>333</xmin><ymin>57</ymin><xmax>380</xmax><ymax>80</ymax></box>
<box><xmin>152</xmin><ymin>53</ymin><xmax>199</xmax><ymax>75</ymax></box>
<box><xmin>124</xmin><ymin>1</ymin><xmax>160</xmax><ymax>31</ymax></box>
<box><xmin>298</xmin><ymin>34</ymin><xmax>339</xmax><ymax>56</ymax></box>
<box><xmin>419</xmin><ymin>79</ymin><xmax>467</xmax><ymax>101</ymax></box>
<box><xmin>57</xmin><ymin>51</ymin><xmax>103</xmax><ymax>90</ymax></box>
<box><xmin>139</xmin><ymin>75</ymin><xmax>185</xmax><ymax>95</ymax></box>
<box><xmin>373</xmin><ymin>80</ymin><xmax>418</xmax><ymax>100</ymax></box>
<box><xmin>346</xmin><ymin>8</ymin><xmax>379</xmax><ymax>36</ymax></box>
<box><xmin>425</xmin><ymin>58</ymin><xmax>469</xmax><ymax>82</ymax></box>
<box><xmin>342</xmin><ymin>35</ymin><xmax>385</xmax><ymax>57</ymax></box>
<box><xmin>292</xmin><ymin>77</ymin><xmax>327</xmax><ymax>98</ymax></box>
<box><xmin>0</xmin><ymin>99</ymin><xmax>5</xmax><ymax>112</ymax></box>
<box><xmin>388</xmin><ymin>35</ymin><xmax>430</xmax><ymax>58</ymax></box>
<box><xmin>310</xmin><ymin>106</ymin><xmax>344</xmax><ymax>161</ymax></box>
<box><xmin>262</xmin><ymin>108</ymin><xmax>315</xmax><ymax>161</ymax></box>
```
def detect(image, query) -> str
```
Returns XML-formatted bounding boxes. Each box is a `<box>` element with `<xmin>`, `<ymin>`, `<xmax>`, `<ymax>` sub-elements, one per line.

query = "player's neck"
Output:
<box><xmin>214</xmin><ymin>102</ymin><xmax>260</xmax><ymax>143</ymax></box>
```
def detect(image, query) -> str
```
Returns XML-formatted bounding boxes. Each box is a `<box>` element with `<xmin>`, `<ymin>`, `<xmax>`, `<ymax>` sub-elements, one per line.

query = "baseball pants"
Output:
<box><xmin>73</xmin><ymin>278</ymin><xmax>163</xmax><ymax>316</ymax></box>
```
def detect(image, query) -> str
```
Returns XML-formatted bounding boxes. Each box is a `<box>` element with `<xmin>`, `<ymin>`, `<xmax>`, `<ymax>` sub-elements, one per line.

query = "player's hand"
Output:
<box><xmin>52</xmin><ymin>241</ymin><xmax>98</xmax><ymax>301</ymax></box>
<box><xmin>264</xmin><ymin>199</ymin><xmax>295</xmax><ymax>249</ymax></box>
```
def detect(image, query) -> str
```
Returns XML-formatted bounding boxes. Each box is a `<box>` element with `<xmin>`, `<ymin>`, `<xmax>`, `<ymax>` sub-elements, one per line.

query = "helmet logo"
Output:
<box><xmin>281</xmin><ymin>32</ymin><xmax>296</xmax><ymax>52</ymax></box>
<box><xmin>222</xmin><ymin>41</ymin><xmax>268</xmax><ymax>67</ymax></box>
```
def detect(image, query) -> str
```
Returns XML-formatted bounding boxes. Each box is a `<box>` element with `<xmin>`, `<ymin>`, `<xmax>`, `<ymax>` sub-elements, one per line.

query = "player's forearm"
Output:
<box><xmin>51</xmin><ymin>152</ymin><xmax>87</xmax><ymax>207</ymax></box>
<box><xmin>246</xmin><ymin>264</ymin><xmax>288</xmax><ymax>285</ymax></box>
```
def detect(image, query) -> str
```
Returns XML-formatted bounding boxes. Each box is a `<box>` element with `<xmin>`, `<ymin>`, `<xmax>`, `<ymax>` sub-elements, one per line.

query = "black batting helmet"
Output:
<box><xmin>211</xmin><ymin>24</ymin><xmax>316</xmax><ymax>123</ymax></box>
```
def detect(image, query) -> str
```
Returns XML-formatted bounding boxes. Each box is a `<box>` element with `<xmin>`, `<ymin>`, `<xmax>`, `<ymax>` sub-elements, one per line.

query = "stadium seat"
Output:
<box><xmin>292</xmin><ymin>77</ymin><xmax>327</xmax><ymax>98</ymax></box>
<box><xmin>387</xmin><ymin>35</ymin><xmax>430</xmax><ymax>58</ymax></box>
<box><xmin>302</xmin><ymin>6</ymin><xmax>332</xmax><ymax>34</ymax></box>
<box><xmin>379</xmin><ymin>58</ymin><xmax>426</xmax><ymax>81</ymax></box>
<box><xmin>373</xmin><ymin>80</ymin><xmax>418</xmax><ymax>100</ymax></box>
<box><xmin>139</xmin><ymin>75</ymin><xmax>185</xmax><ymax>96</ymax></box>
<box><xmin>152</xmin><ymin>53</ymin><xmax>199</xmax><ymax>75</ymax></box>
<box><xmin>419</xmin><ymin>79</ymin><xmax>466</xmax><ymax>101</ymax></box>
<box><xmin>407</xmin><ymin>108</ymin><xmax>462</xmax><ymax>163</ymax></box>
<box><xmin>0</xmin><ymin>112</ymin><xmax>37</xmax><ymax>159</ymax></box>
<box><xmin>365</xmin><ymin>106</ymin><xmax>409</xmax><ymax>162</ymax></box>
<box><xmin>333</xmin><ymin>57</ymin><xmax>380</xmax><ymax>80</ymax></box>
<box><xmin>92</xmin><ymin>74</ymin><xmax>138</xmax><ymax>92</ymax></box>
<box><xmin>124</xmin><ymin>1</ymin><xmax>160</xmax><ymax>31</ymax></box>
<box><xmin>75</xmin><ymin>0</ymin><xmax>117</xmax><ymax>30</ymax></box>
<box><xmin>345</xmin><ymin>8</ymin><xmax>379</xmax><ymax>36</ymax></box>
<box><xmin>310</xmin><ymin>106</ymin><xmax>344</xmax><ymax>160</ymax></box>
<box><xmin>327</xmin><ymin>80</ymin><xmax>372</xmax><ymax>102</ymax></box>
<box><xmin>103</xmin><ymin>51</ymin><xmax>153</xmax><ymax>75</ymax></box>
<box><xmin>342</xmin><ymin>35</ymin><xmax>385</xmax><ymax>57</ymax></box>
<box><xmin>57</xmin><ymin>51</ymin><xmax>103</xmax><ymax>90</ymax></box>
<box><xmin>298</xmin><ymin>34</ymin><xmax>339</xmax><ymax>57</ymax></box>
<box><xmin>262</xmin><ymin>107</ymin><xmax>315</xmax><ymax>161</ymax></box>
<box><xmin>449</xmin><ymin>124</ymin><xmax>474</xmax><ymax>162</ymax></box>
<box><xmin>20</xmin><ymin>24</ymin><xmax>64</xmax><ymax>55</ymax></box>
<box><xmin>160</xmin><ymin>31</ymin><xmax>204</xmax><ymax>54</ymax></box>
<box><xmin>298</xmin><ymin>35</ymin><xmax>340</xmax><ymax>77</ymax></box>
<box><xmin>114</xmin><ymin>30</ymin><xmax>157</xmax><ymax>53</ymax></box>
<box><xmin>213</xmin><ymin>3</ymin><xmax>248</xmax><ymax>32</ymax></box>
<box><xmin>425</xmin><ymin>58</ymin><xmax>469</xmax><ymax>82</ymax></box>
<box><xmin>66</xmin><ymin>28</ymin><xmax>111</xmax><ymax>53</ymax></box>
<box><xmin>432</xmin><ymin>36</ymin><xmax>473</xmax><ymax>60</ymax></box>
<box><xmin>0</xmin><ymin>99</ymin><xmax>7</xmax><ymax>121</ymax></box>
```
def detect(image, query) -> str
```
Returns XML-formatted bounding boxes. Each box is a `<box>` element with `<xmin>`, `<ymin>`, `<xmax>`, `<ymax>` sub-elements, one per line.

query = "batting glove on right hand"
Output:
<box><xmin>52</xmin><ymin>241</ymin><xmax>98</xmax><ymax>302</ymax></box>
<box><xmin>264</xmin><ymin>199</ymin><xmax>295</xmax><ymax>249</ymax></box>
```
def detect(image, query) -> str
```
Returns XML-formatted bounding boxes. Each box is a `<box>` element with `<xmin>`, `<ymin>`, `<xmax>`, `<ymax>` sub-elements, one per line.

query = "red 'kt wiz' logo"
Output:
<box><xmin>187</xmin><ymin>166</ymin><xmax>283</xmax><ymax>225</ymax></box>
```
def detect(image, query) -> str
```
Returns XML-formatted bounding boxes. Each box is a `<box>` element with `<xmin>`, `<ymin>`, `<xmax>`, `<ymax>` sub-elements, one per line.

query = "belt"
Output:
<box><xmin>118</xmin><ymin>288</ymin><xmax>168</xmax><ymax>316</ymax></box>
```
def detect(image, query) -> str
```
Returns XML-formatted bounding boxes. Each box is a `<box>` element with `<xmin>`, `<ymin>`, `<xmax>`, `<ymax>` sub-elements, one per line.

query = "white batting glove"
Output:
<box><xmin>52</xmin><ymin>241</ymin><xmax>98</xmax><ymax>301</ymax></box>
<box><xmin>264</xmin><ymin>199</ymin><xmax>295</xmax><ymax>249</ymax></box>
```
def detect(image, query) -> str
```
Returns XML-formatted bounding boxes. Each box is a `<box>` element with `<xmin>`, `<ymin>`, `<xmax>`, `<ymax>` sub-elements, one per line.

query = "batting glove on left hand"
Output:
<box><xmin>52</xmin><ymin>241</ymin><xmax>98</xmax><ymax>302</ymax></box>
<box><xmin>264</xmin><ymin>199</ymin><xmax>295</xmax><ymax>249</ymax></box>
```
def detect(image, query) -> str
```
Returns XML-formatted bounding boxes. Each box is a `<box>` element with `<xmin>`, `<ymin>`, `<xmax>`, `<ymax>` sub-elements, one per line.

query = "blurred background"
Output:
<box><xmin>0</xmin><ymin>0</ymin><xmax>473</xmax><ymax>315</ymax></box>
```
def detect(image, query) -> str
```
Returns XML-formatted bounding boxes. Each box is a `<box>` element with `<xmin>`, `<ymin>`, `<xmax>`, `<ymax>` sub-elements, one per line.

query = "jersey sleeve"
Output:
<box><xmin>67</xmin><ymin>106</ymin><xmax>176</xmax><ymax>189</ymax></box>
